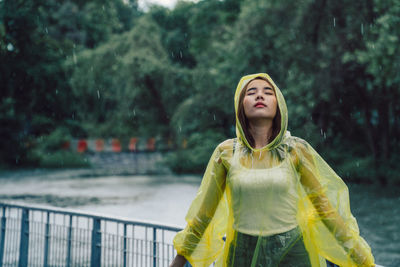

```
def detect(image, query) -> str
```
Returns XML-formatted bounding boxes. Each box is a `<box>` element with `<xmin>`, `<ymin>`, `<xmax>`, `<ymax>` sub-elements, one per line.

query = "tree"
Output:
<box><xmin>0</xmin><ymin>0</ymin><xmax>74</xmax><ymax>165</ymax></box>
<box><xmin>349</xmin><ymin>0</ymin><xmax>400</xmax><ymax>184</ymax></box>
<box><xmin>67</xmin><ymin>16</ymin><xmax>193</xmax><ymax>139</ymax></box>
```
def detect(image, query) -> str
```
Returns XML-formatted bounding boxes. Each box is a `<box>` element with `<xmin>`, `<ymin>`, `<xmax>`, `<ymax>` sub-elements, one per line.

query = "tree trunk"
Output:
<box><xmin>376</xmin><ymin>88</ymin><xmax>390</xmax><ymax>185</ymax></box>
<box><xmin>144</xmin><ymin>75</ymin><xmax>170</xmax><ymax>127</ymax></box>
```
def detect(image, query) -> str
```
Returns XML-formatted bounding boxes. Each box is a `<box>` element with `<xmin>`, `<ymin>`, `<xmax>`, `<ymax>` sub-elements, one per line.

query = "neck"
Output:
<box><xmin>248</xmin><ymin>119</ymin><xmax>274</xmax><ymax>149</ymax></box>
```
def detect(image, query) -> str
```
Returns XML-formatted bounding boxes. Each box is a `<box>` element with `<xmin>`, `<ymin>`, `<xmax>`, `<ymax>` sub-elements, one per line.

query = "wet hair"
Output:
<box><xmin>237</xmin><ymin>76</ymin><xmax>281</xmax><ymax>148</ymax></box>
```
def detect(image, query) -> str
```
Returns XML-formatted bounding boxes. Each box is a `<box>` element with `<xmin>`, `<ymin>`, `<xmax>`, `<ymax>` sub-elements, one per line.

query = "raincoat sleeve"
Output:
<box><xmin>173</xmin><ymin>143</ymin><xmax>228</xmax><ymax>266</ymax></box>
<box><xmin>292</xmin><ymin>138</ymin><xmax>375</xmax><ymax>267</ymax></box>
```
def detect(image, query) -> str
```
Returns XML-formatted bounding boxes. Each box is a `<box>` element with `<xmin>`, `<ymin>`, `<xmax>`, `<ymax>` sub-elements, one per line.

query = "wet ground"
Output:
<box><xmin>0</xmin><ymin>168</ymin><xmax>398</xmax><ymax>266</ymax></box>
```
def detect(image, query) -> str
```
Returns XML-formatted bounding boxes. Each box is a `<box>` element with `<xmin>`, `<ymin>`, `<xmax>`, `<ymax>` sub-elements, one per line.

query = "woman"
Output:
<box><xmin>170</xmin><ymin>73</ymin><xmax>375</xmax><ymax>267</ymax></box>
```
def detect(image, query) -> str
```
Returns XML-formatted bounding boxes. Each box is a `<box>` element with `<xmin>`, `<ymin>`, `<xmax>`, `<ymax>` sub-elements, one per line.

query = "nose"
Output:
<box><xmin>255</xmin><ymin>90</ymin><xmax>264</xmax><ymax>100</ymax></box>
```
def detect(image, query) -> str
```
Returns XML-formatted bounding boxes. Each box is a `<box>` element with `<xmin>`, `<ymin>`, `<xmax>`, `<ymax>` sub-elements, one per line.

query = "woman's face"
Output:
<box><xmin>242</xmin><ymin>79</ymin><xmax>277</xmax><ymax>122</ymax></box>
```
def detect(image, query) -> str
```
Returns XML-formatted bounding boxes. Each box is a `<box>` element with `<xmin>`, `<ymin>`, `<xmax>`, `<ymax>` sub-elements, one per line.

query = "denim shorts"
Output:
<box><xmin>227</xmin><ymin>226</ymin><xmax>312</xmax><ymax>267</ymax></box>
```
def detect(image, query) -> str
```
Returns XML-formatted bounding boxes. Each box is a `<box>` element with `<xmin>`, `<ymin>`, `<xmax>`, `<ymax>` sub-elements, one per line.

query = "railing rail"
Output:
<box><xmin>0</xmin><ymin>202</ymin><xmax>187</xmax><ymax>267</ymax></box>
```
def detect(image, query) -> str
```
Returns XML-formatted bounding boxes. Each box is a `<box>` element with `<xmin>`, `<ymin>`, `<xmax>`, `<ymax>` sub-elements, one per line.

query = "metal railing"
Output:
<box><xmin>0</xmin><ymin>202</ymin><xmax>186</xmax><ymax>267</ymax></box>
<box><xmin>0</xmin><ymin>202</ymin><xmax>342</xmax><ymax>267</ymax></box>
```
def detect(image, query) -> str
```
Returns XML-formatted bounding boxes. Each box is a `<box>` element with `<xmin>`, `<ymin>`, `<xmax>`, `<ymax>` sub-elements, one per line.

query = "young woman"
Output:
<box><xmin>170</xmin><ymin>73</ymin><xmax>375</xmax><ymax>267</ymax></box>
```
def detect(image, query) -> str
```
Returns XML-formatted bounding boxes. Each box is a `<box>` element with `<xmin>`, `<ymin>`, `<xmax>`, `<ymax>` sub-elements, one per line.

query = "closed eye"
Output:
<box><xmin>264</xmin><ymin>87</ymin><xmax>274</xmax><ymax>95</ymax></box>
<box><xmin>246</xmin><ymin>88</ymin><xmax>256</xmax><ymax>95</ymax></box>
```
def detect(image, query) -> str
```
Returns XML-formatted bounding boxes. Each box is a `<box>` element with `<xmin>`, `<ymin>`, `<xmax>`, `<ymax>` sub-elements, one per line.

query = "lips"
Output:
<box><xmin>254</xmin><ymin>102</ymin><xmax>266</xmax><ymax>108</ymax></box>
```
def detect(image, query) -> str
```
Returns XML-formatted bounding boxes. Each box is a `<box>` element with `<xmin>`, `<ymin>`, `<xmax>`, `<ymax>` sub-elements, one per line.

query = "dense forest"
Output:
<box><xmin>1</xmin><ymin>0</ymin><xmax>399</xmax><ymax>185</ymax></box>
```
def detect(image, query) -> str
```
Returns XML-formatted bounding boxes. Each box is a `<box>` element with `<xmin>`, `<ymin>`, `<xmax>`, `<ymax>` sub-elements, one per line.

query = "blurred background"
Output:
<box><xmin>0</xmin><ymin>0</ymin><xmax>399</xmax><ymax>265</ymax></box>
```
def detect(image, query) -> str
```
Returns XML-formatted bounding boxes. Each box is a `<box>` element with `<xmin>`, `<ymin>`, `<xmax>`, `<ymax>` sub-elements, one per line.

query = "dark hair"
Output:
<box><xmin>237</xmin><ymin>77</ymin><xmax>281</xmax><ymax>148</ymax></box>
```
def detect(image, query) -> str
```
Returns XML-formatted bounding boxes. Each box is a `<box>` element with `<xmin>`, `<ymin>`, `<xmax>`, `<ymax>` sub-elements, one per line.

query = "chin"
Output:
<box><xmin>247</xmin><ymin>115</ymin><xmax>275</xmax><ymax>121</ymax></box>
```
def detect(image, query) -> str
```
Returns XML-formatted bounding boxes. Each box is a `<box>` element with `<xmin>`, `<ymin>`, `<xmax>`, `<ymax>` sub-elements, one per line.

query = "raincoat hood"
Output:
<box><xmin>234</xmin><ymin>73</ymin><xmax>288</xmax><ymax>151</ymax></box>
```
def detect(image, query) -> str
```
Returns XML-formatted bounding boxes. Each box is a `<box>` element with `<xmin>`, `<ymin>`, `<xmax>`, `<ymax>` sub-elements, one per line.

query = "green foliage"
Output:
<box><xmin>27</xmin><ymin>128</ymin><xmax>89</xmax><ymax>168</ymax></box>
<box><xmin>35</xmin><ymin>127</ymin><xmax>72</xmax><ymax>152</ymax></box>
<box><xmin>0</xmin><ymin>0</ymin><xmax>73</xmax><ymax>165</ymax></box>
<box><xmin>149</xmin><ymin>3</ymin><xmax>196</xmax><ymax>67</ymax></box>
<box><xmin>0</xmin><ymin>98</ymin><xmax>27</xmax><ymax>165</ymax></box>
<box><xmin>42</xmin><ymin>0</ymin><xmax>138</xmax><ymax>49</ymax></box>
<box><xmin>30</xmin><ymin>150</ymin><xmax>90</xmax><ymax>169</ymax></box>
<box><xmin>82</xmin><ymin>2</ymin><xmax>123</xmax><ymax>48</ymax></box>
<box><xmin>67</xmin><ymin>15</ymin><xmax>193</xmax><ymax>138</ymax></box>
<box><xmin>164</xmin><ymin>130</ymin><xmax>226</xmax><ymax>173</ymax></box>
<box><xmin>1</xmin><ymin>0</ymin><xmax>399</xmax><ymax>184</ymax></box>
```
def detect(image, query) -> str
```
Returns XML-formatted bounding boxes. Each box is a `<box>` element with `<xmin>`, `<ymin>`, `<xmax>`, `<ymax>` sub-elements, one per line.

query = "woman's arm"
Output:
<box><xmin>169</xmin><ymin>254</ymin><xmax>187</xmax><ymax>267</ymax></box>
<box><xmin>172</xmin><ymin>143</ymin><xmax>228</xmax><ymax>266</ymax></box>
<box><xmin>293</xmin><ymin>139</ymin><xmax>375</xmax><ymax>267</ymax></box>
<box><xmin>299</xmin><ymin>164</ymin><xmax>373</xmax><ymax>266</ymax></box>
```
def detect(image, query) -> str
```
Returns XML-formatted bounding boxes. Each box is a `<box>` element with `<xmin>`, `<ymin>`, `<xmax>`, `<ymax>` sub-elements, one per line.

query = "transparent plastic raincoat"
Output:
<box><xmin>173</xmin><ymin>73</ymin><xmax>375</xmax><ymax>267</ymax></box>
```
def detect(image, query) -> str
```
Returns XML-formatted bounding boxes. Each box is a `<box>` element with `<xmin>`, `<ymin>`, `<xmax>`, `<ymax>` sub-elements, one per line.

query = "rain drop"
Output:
<box><xmin>356</xmin><ymin>161</ymin><xmax>359</xmax><ymax>167</ymax></box>
<box><xmin>45</xmin><ymin>27</ymin><xmax>48</xmax><ymax>34</ymax></box>
<box><xmin>97</xmin><ymin>90</ymin><xmax>100</xmax><ymax>99</ymax></box>
<box><xmin>56</xmin><ymin>89</ymin><xmax>58</xmax><ymax>95</ymax></box>
<box><xmin>7</xmin><ymin>43</ymin><xmax>14</xmax><ymax>51</ymax></box>
<box><xmin>361</xmin><ymin>23</ymin><xmax>364</xmax><ymax>35</ymax></box>
<box><xmin>179</xmin><ymin>51</ymin><xmax>183</xmax><ymax>58</ymax></box>
<box><xmin>213</xmin><ymin>114</ymin><xmax>216</xmax><ymax>120</ymax></box>
<box><xmin>333</xmin><ymin>17</ymin><xmax>336</xmax><ymax>27</ymax></box>
<box><xmin>133</xmin><ymin>109</ymin><xmax>136</xmax><ymax>116</ymax></box>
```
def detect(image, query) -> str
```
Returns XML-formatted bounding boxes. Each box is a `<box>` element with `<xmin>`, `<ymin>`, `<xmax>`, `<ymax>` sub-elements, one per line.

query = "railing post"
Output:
<box><xmin>18</xmin><ymin>208</ymin><xmax>29</xmax><ymax>267</ymax></box>
<box><xmin>43</xmin><ymin>212</ymin><xmax>50</xmax><ymax>267</ymax></box>
<box><xmin>153</xmin><ymin>227</ymin><xmax>157</xmax><ymax>267</ymax></box>
<box><xmin>90</xmin><ymin>218</ymin><xmax>101</xmax><ymax>267</ymax></box>
<box><xmin>0</xmin><ymin>207</ymin><xmax>6</xmax><ymax>267</ymax></box>
<box><xmin>123</xmin><ymin>224</ymin><xmax>127</xmax><ymax>267</ymax></box>
<box><xmin>66</xmin><ymin>215</ymin><xmax>73</xmax><ymax>267</ymax></box>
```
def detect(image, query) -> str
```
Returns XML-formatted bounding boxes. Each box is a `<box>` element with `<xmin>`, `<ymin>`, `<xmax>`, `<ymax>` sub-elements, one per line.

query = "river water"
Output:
<box><xmin>0</xmin><ymin>168</ymin><xmax>399</xmax><ymax>266</ymax></box>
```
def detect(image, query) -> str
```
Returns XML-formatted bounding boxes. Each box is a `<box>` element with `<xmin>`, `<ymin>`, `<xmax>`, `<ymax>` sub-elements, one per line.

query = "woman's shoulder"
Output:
<box><xmin>217</xmin><ymin>138</ymin><xmax>236</xmax><ymax>151</ymax></box>
<box><xmin>283</xmin><ymin>134</ymin><xmax>314</xmax><ymax>159</ymax></box>
<box><xmin>283</xmin><ymin>133</ymin><xmax>310</xmax><ymax>150</ymax></box>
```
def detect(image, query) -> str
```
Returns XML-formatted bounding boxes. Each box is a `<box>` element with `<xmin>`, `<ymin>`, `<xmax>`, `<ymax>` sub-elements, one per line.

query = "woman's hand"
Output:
<box><xmin>169</xmin><ymin>254</ymin><xmax>187</xmax><ymax>267</ymax></box>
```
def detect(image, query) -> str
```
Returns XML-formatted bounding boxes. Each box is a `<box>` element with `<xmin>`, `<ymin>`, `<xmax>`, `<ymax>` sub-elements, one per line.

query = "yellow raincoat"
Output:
<box><xmin>173</xmin><ymin>73</ymin><xmax>375</xmax><ymax>267</ymax></box>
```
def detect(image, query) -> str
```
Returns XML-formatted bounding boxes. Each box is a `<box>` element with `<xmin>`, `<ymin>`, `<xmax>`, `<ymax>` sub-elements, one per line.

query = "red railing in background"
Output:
<box><xmin>111</xmin><ymin>138</ymin><xmax>122</xmax><ymax>152</ymax></box>
<box><xmin>77</xmin><ymin>139</ymin><xmax>88</xmax><ymax>153</ymax></box>
<box><xmin>61</xmin><ymin>138</ymin><xmax>188</xmax><ymax>153</ymax></box>
<box><xmin>95</xmin><ymin>139</ymin><xmax>104</xmax><ymax>152</ymax></box>
<box><xmin>129</xmin><ymin>138</ymin><xmax>138</xmax><ymax>152</ymax></box>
